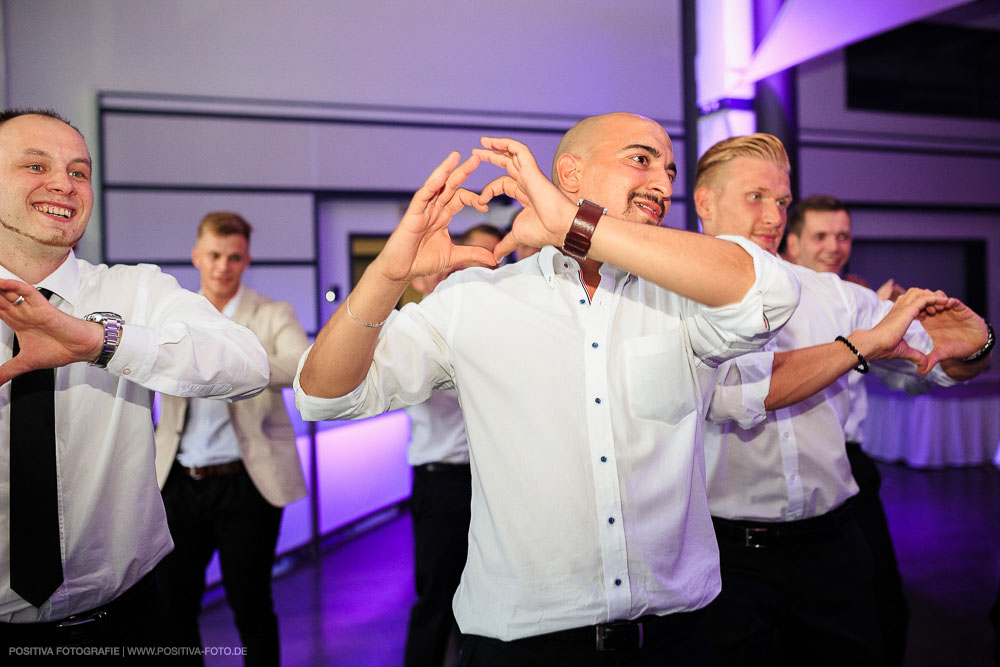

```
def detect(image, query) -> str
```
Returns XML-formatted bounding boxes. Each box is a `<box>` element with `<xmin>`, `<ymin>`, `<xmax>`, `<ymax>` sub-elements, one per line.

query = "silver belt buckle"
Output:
<box><xmin>744</xmin><ymin>526</ymin><xmax>769</xmax><ymax>548</ymax></box>
<box><xmin>595</xmin><ymin>620</ymin><xmax>643</xmax><ymax>651</ymax></box>
<box><xmin>55</xmin><ymin>610</ymin><xmax>107</xmax><ymax>645</ymax></box>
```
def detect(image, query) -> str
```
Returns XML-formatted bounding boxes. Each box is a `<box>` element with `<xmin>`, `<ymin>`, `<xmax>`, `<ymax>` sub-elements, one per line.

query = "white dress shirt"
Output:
<box><xmin>705</xmin><ymin>260</ymin><xmax>955</xmax><ymax>522</ymax></box>
<box><xmin>1</xmin><ymin>252</ymin><xmax>268</xmax><ymax>623</ymax></box>
<box><xmin>295</xmin><ymin>237</ymin><xmax>799</xmax><ymax>641</ymax></box>
<box><xmin>405</xmin><ymin>389</ymin><xmax>470</xmax><ymax>466</ymax></box>
<box><xmin>177</xmin><ymin>288</ymin><xmax>244</xmax><ymax>467</ymax></box>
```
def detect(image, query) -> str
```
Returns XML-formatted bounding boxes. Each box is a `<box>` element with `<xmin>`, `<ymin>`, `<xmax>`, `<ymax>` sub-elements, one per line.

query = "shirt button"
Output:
<box><xmin>594</xmin><ymin>398</ymin><xmax>601</xmax><ymax>404</ymax></box>
<box><xmin>600</xmin><ymin>456</ymin><xmax>607</xmax><ymax>463</ymax></box>
<box><xmin>579</xmin><ymin>299</ymin><xmax>586</xmax><ymax>305</ymax></box>
<box><xmin>592</xmin><ymin>342</ymin><xmax>598</xmax><ymax>348</ymax></box>
<box><xmin>122</xmin><ymin>367</ymin><xmax>131</xmax><ymax>375</ymax></box>
<box><xmin>608</xmin><ymin>517</ymin><xmax>615</xmax><ymax>524</ymax></box>
<box><xmin>782</xmin><ymin>432</ymin><xmax>790</xmax><ymax>439</ymax></box>
<box><xmin>614</xmin><ymin>579</ymin><xmax>622</xmax><ymax>586</ymax></box>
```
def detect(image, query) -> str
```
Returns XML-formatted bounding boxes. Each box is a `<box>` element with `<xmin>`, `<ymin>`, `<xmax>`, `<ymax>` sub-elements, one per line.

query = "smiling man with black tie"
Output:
<box><xmin>0</xmin><ymin>109</ymin><xmax>268</xmax><ymax>652</ymax></box>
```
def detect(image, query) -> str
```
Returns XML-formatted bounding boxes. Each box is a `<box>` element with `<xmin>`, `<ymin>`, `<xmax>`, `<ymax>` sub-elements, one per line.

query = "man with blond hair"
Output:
<box><xmin>696</xmin><ymin>133</ymin><xmax>992</xmax><ymax>665</ymax></box>
<box><xmin>295</xmin><ymin>113</ymin><xmax>802</xmax><ymax>665</ymax></box>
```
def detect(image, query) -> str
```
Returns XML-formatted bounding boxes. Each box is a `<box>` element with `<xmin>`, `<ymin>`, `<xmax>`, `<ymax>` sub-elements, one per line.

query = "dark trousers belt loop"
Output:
<box><xmin>713</xmin><ymin>497</ymin><xmax>857</xmax><ymax>548</ymax></box>
<box><xmin>179</xmin><ymin>459</ymin><xmax>245</xmax><ymax>480</ymax></box>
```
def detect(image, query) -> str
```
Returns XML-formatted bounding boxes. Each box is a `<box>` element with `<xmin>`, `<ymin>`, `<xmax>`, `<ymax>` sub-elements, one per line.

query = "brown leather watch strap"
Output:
<box><xmin>562</xmin><ymin>199</ymin><xmax>606</xmax><ymax>262</ymax></box>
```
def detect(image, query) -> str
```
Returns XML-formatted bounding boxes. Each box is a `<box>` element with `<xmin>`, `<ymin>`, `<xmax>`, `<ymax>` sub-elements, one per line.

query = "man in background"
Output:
<box><xmin>155</xmin><ymin>212</ymin><xmax>309</xmax><ymax>666</ymax></box>
<box><xmin>0</xmin><ymin>109</ymin><xmax>267</xmax><ymax>650</ymax></box>
<box><xmin>404</xmin><ymin>224</ymin><xmax>502</xmax><ymax>667</ymax></box>
<box><xmin>783</xmin><ymin>194</ymin><xmax>909</xmax><ymax>666</ymax></box>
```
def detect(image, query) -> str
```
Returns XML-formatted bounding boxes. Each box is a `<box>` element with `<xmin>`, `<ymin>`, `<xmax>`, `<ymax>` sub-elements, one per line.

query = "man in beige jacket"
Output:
<box><xmin>155</xmin><ymin>211</ymin><xmax>309</xmax><ymax>666</ymax></box>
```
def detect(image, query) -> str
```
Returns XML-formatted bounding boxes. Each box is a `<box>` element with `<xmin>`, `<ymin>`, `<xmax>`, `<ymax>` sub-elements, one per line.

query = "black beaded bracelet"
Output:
<box><xmin>835</xmin><ymin>335</ymin><xmax>869</xmax><ymax>374</ymax></box>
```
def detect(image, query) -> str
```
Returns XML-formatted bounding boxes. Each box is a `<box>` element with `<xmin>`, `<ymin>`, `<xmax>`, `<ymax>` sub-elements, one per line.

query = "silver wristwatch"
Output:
<box><xmin>83</xmin><ymin>312</ymin><xmax>124</xmax><ymax>368</ymax></box>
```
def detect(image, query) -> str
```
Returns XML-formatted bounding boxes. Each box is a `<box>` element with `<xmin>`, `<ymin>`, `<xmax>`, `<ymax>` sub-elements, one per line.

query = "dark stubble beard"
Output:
<box><xmin>625</xmin><ymin>191</ymin><xmax>667</xmax><ymax>224</ymax></box>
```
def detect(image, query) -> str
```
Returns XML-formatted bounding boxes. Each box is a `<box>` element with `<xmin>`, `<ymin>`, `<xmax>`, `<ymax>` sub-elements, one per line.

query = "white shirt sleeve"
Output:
<box><xmin>705</xmin><ymin>350</ymin><xmax>775</xmax><ymax>428</ymax></box>
<box><xmin>294</xmin><ymin>298</ymin><xmax>454</xmax><ymax>421</ymax></box>
<box><xmin>683</xmin><ymin>236</ymin><xmax>800</xmax><ymax>367</ymax></box>
<box><xmin>100</xmin><ymin>265</ymin><xmax>268</xmax><ymax>401</ymax></box>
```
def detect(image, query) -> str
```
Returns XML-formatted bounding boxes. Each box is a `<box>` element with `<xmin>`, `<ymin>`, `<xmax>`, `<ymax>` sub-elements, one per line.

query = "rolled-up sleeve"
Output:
<box><xmin>294</xmin><ymin>300</ymin><xmax>454</xmax><ymax>422</ymax></box>
<box><xmin>686</xmin><ymin>236</ymin><xmax>800</xmax><ymax>366</ymax></box>
<box><xmin>706</xmin><ymin>350</ymin><xmax>775</xmax><ymax>427</ymax></box>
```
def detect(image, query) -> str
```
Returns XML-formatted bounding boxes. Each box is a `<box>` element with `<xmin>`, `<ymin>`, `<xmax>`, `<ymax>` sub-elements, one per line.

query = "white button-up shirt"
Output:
<box><xmin>705</xmin><ymin>260</ymin><xmax>954</xmax><ymax>522</ymax></box>
<box><xmin>1</xmin><ymin>252</ymin><xmax>268</xmax><ymax>622</ymax></box>
<box><xmin>295</xmin><ymin>237</ymin><xmax>799</xmax><ymax>640</ymax></box>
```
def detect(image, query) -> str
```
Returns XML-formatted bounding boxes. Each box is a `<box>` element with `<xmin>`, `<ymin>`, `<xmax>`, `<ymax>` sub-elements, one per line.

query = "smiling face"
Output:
<box><xmin>0</xmin><ymin>114</ymin><xmax>93</xmax><ymax>260</ymax></box>
<box><xmin>785</xmin><ymin>208</ymin><xmax>853</xmax><ymax>274</ymax></box>
<box><xmin>192</xmin><ymin>231</ymin><xmax>251</xmax><ymax>308</ymax></box>
<box><xmin>696</xmin><ymin>156</ymin><xmax>791</xmax><ymax>255</ymax></box>
<box><xmin>556</xmin><ymin>113</ymin><xmax>676</xmax><ymax>226</ymax></box>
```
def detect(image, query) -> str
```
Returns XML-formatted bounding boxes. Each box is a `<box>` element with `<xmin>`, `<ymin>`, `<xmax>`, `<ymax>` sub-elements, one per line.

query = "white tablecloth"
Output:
<box><xmin>862</xmin><ymin>378</ymin><xmax>1000</xmax><ymax>468</ymax></box>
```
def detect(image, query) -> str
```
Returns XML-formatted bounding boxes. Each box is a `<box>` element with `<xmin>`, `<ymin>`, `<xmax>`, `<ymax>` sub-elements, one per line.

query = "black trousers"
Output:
<box><xmin>456</xmin><ymin>607</ymin><xmax>715</xmax><ymax>667</ymax></box>
<box><xmin>0</xmin><ymin>571</ymin><xmax>179</xmax><ymax>662</ymax></box>
<box><xmin>846</xmin><ymin>441</ymin><xmax>909</xmax><ymax>667</ymax></box>
<box><xmin>156</xmin><ymin>463</ymin><xmax>283</xmax><ymax>667</ymax></box>
<box><xmin>405</xmin><ymin>463</ymin><xmax>472</xmax><ymax>667</ymax></box>
<box><xmin>707</xmin><ymin>512</ymin><xmax>883</xmax><ymax>667</ymax></box>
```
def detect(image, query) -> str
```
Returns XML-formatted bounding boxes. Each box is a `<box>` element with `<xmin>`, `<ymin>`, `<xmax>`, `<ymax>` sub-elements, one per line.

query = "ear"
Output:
<box><xmin>191</xmin><ymin>246</ymin><xmax>200</xmax><ymax>267</ymax></box>
<box><xmin>693</xmin><ymin>186</ymin><xmax>714</xmax><ymax>226</ymax></box>
<box><xmin>555</xmin><ymin>153</ymin><xmax>582</xmax><ymax>194</ymax></box>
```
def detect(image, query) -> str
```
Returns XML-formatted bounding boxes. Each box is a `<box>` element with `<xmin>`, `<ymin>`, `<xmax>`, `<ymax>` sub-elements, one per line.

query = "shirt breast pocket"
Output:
<box><xmin>623</xmin><ymin>331</ymin><xmax>696</xmax><ymax>425</ymax></box>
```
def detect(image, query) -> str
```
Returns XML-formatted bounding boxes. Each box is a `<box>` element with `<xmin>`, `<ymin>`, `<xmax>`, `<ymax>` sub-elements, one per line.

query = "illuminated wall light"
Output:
<box><xmin>325</xmin><ymin>285</ymin><xmax>341</xmax><ymax>303</ymax></box>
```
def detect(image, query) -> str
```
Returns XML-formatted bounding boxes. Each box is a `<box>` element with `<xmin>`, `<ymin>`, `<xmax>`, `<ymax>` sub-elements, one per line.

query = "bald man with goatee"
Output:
<box><xmin>294</xmin><ymin>112</ymin><xmax>801</xmax><ymax>665</ymax></box>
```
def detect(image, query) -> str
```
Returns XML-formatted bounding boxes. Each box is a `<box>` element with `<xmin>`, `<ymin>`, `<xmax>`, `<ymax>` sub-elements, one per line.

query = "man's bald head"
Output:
<box><xmin>551</xmin><ymin>113</ymin><xmax>660</xmax><ymax>187</ymax></box>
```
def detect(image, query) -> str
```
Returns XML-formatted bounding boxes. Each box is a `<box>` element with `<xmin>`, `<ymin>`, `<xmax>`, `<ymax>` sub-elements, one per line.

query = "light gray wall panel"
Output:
<box><xmin>102</xmin><ymin>113</ymin><xmax>569</xmax><ymax>193</ymax></box>
<box><xmin>105</xmin><ymin>190</ymin><xmax>314</xmax><ymax>262</ymax></box>
<box><xmin>800</xmin><ymin>146</ymin><xmax>1000</xmax><ymax>206</ymax></box>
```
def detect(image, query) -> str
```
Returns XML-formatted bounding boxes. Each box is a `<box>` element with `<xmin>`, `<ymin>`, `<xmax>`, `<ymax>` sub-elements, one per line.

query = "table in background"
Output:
<box><xmin>862</xmin><ymin>377</ymin><xmax>1000</xmax><ymax>468</ymax></box>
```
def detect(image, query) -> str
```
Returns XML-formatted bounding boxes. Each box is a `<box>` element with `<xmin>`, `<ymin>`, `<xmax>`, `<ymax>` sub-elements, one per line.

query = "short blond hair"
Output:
<box><xmin>694</xmin><ymin>133</ymin><xmax>789</xmax><ymax>192</ymax></box>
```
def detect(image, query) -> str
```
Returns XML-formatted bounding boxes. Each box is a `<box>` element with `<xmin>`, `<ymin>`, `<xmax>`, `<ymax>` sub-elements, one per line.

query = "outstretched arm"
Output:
<box><xmin>298</xmin><ymin>152</ymin><xmax>494</xmax><ymax>399</ymax></box>
<box><xmin>765</xmin><ymin>288</ymin><xmax>957</xmax><ymax>410</ymax></box>
<box><xmin>474</xmin><ymin>137</ymin><xmax>757</xmax><ymax>307</ymax></box>
<box><xmin>0</xmin><ymin>281</ymin><xmax>105</xmax><ymax>385</ymax></box>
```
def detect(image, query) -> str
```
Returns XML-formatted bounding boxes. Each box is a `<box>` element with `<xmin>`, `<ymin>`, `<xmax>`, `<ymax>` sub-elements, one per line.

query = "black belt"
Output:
<box><xmin>526</xmin><ymin>610</ymin><xmax>706</xmax><ymax>651</ymax></box>
<box><xmin>179</xmin><ymin>459</ymin><xmax>245</xmax><ymax>480</ymax></box>
<box><xmin>0</xmin><ymin>571</ymin><xmax>155</xmax><ymax>647</ymax></box>
<box><xmin>413</xmin><ymin>462</ymin><xmax>470</xmax><ymax>473</ymax></box>
<box><xmin>713</xmin><ymin>498</ymin><xmax>857</xmax><ymax>548</ymax></box>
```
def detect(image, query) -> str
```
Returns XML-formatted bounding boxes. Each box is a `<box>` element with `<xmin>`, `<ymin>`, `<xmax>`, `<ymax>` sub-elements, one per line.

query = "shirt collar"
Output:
<box><xmin>0</xmin><ymin>250</ymin><xmax>79</xmax><ymax>306</ymax></box>
<box><xmin>535</xmin><ymin>245</ymin><xmax>631</xmax><ymax>289</ymax></box>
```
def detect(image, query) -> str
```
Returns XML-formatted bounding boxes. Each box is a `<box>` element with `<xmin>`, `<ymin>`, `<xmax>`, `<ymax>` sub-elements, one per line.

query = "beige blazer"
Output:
<box><xmin>155</xmin><ymin>287</ymin><xmax>309</xmax><ymax>507</ymax></box>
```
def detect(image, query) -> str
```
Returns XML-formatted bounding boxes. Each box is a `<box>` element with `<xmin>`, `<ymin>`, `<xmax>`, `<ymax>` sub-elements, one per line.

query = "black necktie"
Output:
<box><xmin>9</xmin><ymin>288</ymin><xmax>64</xmax><ymax>607</ymax></box>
